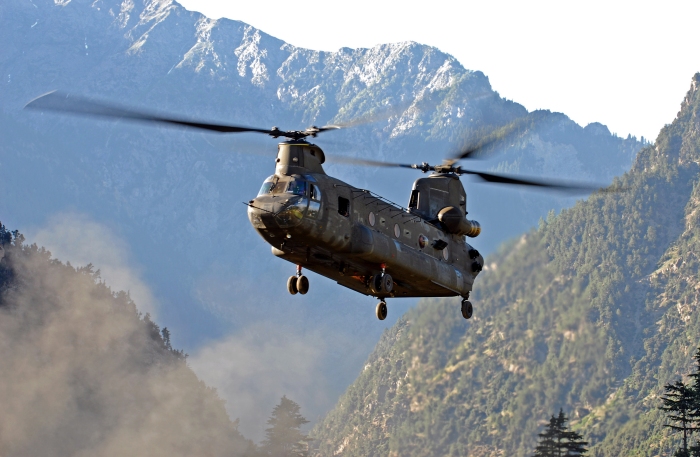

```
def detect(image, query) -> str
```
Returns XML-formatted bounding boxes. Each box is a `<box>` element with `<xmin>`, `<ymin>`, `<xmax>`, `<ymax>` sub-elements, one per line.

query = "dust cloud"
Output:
<box><xmin>30</xmin><ymin>212</ymin><xmax>158</xmax><ymax>317</ymax></box>
<box><xmin>189</xmin><ymin>322</ymin><xmax>330</xmax><ymax>440</ymax></box>
<box><xmin>0</xmin><ymin>241</ymin><xmax>250</xmax><ymax>456</ymax></box>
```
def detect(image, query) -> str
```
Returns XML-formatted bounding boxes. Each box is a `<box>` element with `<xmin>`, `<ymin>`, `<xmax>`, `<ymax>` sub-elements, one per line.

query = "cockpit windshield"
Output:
<box><xmin>258</xmin><ymin>176</ymin><xmax>307</xmax><ymax>197</ymax></box>
<box><xmin>258</xmin><ymin>176</ymin><xmax>281</xmax><ymax>196</ymax></box>
<box><xmin>285</xmin><ymin>179</ymin><xmax>307</xmax><ymax>196</ymax></box>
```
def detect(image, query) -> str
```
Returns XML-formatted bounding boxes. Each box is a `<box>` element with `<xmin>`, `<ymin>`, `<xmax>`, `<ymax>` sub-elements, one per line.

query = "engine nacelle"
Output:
<box><xmin>437</xmin><ymin>206</ymin><xmax>481</xmax><ymax>237</ymax></box>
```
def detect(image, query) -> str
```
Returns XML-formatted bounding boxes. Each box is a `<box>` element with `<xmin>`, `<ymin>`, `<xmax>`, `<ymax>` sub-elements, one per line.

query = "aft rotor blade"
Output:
<box><xmin>25</xmin><ymin>91</ymin><xmax>275</xmax><ymax>134</ymax></box>
<box><xmin>450</xmin><ymin>115</ymin><xmax>544</xmax><ymax>162</ymax></box>
<box><xmin>462</xmin><ymin>169</ymin><xmax>604</xmax><ymax>192</ymax></box>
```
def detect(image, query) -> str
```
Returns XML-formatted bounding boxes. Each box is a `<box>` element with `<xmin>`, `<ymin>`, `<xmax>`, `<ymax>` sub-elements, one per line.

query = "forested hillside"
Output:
<box><xmin>310</xmin><ymin>75</ymin><xmax>700</xmax><ymax>457</ymax></box>
<box><xmin>0</xmin><ymin>0</ymin><xmax>645</xmax><ymax>427</ymax></box>
<box><xmin>0</xmin><ymin>225</ymin><xmax>255</xmax><ymax>456</ymax></box>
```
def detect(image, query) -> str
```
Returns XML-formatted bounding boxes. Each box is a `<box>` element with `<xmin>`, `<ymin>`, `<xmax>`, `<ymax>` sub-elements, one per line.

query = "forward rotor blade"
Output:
<box><xmin>25</xmin><ymin>91</ymin><xmax>275</xmax><ymax>135</ymax></box>
<box><xmin>314</xmin><ymin>125</ymin><xmax>343</xmax><ymax>134</ymax></box>
<box><xmin>328</xmin><ymin>156</ymin><xmax>415</xmax><ymax>169</ymax></box>
<box><xmin>462</xmin><ymin>169</ymin><xmax>604</xmax><ymax>192</ymax></box>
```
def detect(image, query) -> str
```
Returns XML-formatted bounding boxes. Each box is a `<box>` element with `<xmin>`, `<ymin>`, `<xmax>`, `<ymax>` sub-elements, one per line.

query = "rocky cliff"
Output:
<box><xmin>0</xmin><ymin>0</ymin><xmax>643</xmax><ymax>433</ymax></box>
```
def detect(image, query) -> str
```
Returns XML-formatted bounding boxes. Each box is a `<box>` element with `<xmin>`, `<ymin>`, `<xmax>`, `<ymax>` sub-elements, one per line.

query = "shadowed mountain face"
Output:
<box><xmin>310</xmin><ymin>75</ymin><xmax>700</xmax><ymax>457</ymax></box>
<box><xmin>0</xmin><ymin>0</ymin><xmax>642</xmax><ymax>435</ymax></box>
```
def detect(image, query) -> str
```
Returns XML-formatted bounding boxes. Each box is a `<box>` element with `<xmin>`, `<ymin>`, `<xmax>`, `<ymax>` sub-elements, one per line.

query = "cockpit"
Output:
<box><xmin>258</xmin><ymin>176</ymin><xmax>312</xmax><ymax>198</ymax></box>
<box><xmin>286</xmin><ymin>179</ymin><xmax>307</xmax><ymax>196</ymax></box>
<box><xmin>253</xmin><ymin>175</ymin><xmax>322</xmax><ymax>228</ymax></box>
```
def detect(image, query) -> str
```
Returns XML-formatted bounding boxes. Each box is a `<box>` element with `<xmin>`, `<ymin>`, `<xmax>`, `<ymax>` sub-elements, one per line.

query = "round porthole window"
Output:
<box><xmin>418</xmin><ymin>234</ymin><xmax>429</xmax><ymax>249</ymax></box>
<box><xmin>394</xmin><ymin>224</ymin><xmax>401</xmax><ymax>238</ymax></box>
<box><xmin>368</xmin><ymin>211</ymin><xmax>376</xmax><ymax>226</ymax></box>
<box><xmin>442</xmin><ymin>246</ymin><xmax>450</xmax><ymax>261</ymax></box>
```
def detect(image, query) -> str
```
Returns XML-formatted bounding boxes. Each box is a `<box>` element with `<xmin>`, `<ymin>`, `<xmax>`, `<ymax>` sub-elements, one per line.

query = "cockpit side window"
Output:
<box><xmin>310</xmin><ymin>184</ymin><xmax>321</xmax><ymax>201</ymax></box>
<box><xmin>409</xmin><ymin>189</ymin><xmax>419</xmax><ymax>208</ymax></box>
<box><xmin>286</xmin><ymin>180</ymin><xmax>307</xmax><ymax>196</ymax></box>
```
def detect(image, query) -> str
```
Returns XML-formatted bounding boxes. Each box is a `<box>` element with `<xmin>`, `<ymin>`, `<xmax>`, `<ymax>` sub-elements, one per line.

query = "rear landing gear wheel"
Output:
<box><xmin>461</xmin><ymin>299</ymin><xmax>473</xmax><ymax>319</ymax></box>
<box><xmin>287</xmin><ymin>276</ymin><xmax>298</xmax><ymax>295</ymax></box>
<box><xmin>376</xmin><ymin>301</ymin><xmax>388</xmax><ymax>320</ymax></box>
<box><xmin>296</xmin><ymin>275</ymin><xmax>309</xmax><ymax>295</ymax></box>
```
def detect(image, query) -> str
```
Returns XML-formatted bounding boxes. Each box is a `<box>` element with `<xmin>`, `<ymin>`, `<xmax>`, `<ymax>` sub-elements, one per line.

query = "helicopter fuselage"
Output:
<box><xmin>247</xmin><ymin>142</ymin><xmax>484</xmax><ymax>301</ymax></box>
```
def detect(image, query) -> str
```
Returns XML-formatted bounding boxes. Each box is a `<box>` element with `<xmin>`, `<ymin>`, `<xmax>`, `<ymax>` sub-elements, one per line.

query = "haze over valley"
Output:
<box><xmin>2</xmin><ymin>1</ymin><xmax>699</xmax><ymax>454</ymax></box>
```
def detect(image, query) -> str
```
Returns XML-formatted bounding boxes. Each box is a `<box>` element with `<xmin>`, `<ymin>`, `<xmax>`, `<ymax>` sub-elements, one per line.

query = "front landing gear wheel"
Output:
<box><xmin>296</xmin><ymin>275</ymin><xmax>309</xmax><ymax>295</ymax></box>
<box><xmin>461</xmin><ymin>299</ymin><xmax>473</xmax><ymax>319</ymax></box>
<box><xmin>287</xmin><ymin>276</ymin><xmax>298</xmax><ymax>295</ymax></box>
<box><xmin>369</xmin><ymin>273</ymin><xmax>393</xmax><ymax>295</ymax></box>
<box><xmin>376</xmin><ymin>301</ymin><xmax>388</xmax><ymax>320</ymax></box>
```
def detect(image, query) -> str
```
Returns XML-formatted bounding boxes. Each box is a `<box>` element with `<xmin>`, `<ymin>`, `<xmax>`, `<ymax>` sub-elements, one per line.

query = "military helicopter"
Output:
<box><xmin>25</xmin><ymin>92</ymin><xmax>603</xmax><ymax>321</ymax></box>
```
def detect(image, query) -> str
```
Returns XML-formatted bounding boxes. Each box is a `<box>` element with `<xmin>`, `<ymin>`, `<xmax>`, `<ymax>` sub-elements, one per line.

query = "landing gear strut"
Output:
<box><xmin>376</xmin><ymin>300</ymin><xmax>388</xmax><ymax>320</ymax></box>
<box><xmin>287</xmin><ymin>265</ymin><xmax>309</xmax><ymax>295</ymax></box>
<box><xmin>461</xmin><ymin>298</ymin><xmax>473</xmax><ymax>319</ymax></box>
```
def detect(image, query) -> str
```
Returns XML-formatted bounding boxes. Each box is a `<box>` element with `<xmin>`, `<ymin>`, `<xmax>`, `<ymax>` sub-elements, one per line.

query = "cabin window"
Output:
<box><xmin>394</xmin><ymin>224</ymin><xmax>401</xmax><ymax>238</ymax></box>
<box><xmin>409</xmin><ymin>189</ymin><xmax>419</xmax><ymax>208</ymax></box>
<box><xmin>442</xmin><ymin>246</ymin><xmax>450</xmax><ymax>261</ymax></box>
<box><xmin>286</xmin><ymin>179</ymin><xmax>307</xmax><ymax>196</ymax></box>
<box><xmin>338</xmin><ymin>197</ymin><xmax>350</xmax><ymax>217</ymax></box>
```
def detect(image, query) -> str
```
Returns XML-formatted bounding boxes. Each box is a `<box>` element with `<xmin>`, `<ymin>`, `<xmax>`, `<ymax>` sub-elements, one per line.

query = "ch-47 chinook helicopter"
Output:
<box><xmin>26</xmin><ymin>91</ymin><xmax>604</xmax><ymax>321</ymax></box>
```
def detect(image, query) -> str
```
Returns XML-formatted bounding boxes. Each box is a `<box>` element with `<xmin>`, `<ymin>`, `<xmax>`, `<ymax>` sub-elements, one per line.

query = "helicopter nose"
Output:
<box><xmin>247</xmin><ymin>199</ymin><xmax>275</xmax><ymax>229</ymax></box>
<box><xmin>247</xmin><ymin>196</ymin><xmax>306</xmax><ymax>229</ymax></box>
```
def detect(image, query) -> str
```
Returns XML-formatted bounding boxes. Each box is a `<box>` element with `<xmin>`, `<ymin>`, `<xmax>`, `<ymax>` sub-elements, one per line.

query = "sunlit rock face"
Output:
<box><xmin>0</xmin><ymin>0</ymin><xmax>643</xmax><ymax>436</ymax></box>
<box><xmin>310</xmin><ymin>74</ymin><xmax>700</xmax><ymax>457</ymax></box>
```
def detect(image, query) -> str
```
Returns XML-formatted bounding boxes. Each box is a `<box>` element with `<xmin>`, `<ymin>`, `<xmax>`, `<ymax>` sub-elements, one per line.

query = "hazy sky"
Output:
<box><xmin>177</xmin><ymin>0</ymin><xmax>699</xmax><ymax>142</ymax></box>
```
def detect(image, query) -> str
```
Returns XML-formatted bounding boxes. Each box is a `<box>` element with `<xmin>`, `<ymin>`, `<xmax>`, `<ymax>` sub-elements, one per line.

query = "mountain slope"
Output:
<box><xmin>0</xmin><ymin>0</ymin><xmax>642</xmax><ymax>431</ymax></box>
<box><xmin>310</xmin><ymin>74</ymin><xmax>700</xmax><ymax>457</ymax></box>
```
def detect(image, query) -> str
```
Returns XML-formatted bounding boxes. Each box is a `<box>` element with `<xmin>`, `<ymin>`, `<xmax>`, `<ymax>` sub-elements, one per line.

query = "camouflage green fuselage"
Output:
<box><xmin>247</xmin><ymin>142</ymin><xmax>483</xmax><ymax>299</ymax></box>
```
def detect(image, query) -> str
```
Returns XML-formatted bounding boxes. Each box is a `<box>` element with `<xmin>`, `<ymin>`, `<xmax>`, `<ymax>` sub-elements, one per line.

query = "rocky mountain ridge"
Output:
<box><xmin>0</xmin><ymin>0</ymin><xmax>643</xmax><ymax>434</ymax></box>
<box><xmin>309</xmin><ymin>74</ymin><xmax>700</xmax><ymax>457</ymax></box>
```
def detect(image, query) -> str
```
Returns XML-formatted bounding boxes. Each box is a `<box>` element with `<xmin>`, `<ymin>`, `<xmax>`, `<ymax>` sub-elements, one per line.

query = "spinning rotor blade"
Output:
<box><xmin>328</xmin><ymin>156</ymin><xmax>415</xmax><ymax>169</ymax></box>
<box><xmin>449</xmin><ymin>115</ymin><xmax>545</xmax><ymax>163</ymax></box>
<box><xmin>25</xmin><ymin>91</ymin><xmax>341</xmax><ymax>139</ymax></box>
<box><xmin>331</xmin><ymin>156</ymin><xmax>613</xmax><ymax>193</ymax></box>
<box><xmin>26</xmin><ymin>91</ymin><xmax>274</xmax><ymax>134</ymax></box>
<box><xmin>460</xmin><ymin>169</ymin><xmax>603</xmax><ymax>192</ymax></box>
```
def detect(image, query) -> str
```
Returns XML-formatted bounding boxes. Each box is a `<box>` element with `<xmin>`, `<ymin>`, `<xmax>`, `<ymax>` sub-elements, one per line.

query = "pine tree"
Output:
<box><xmin>533</xmin><ymin>409</ymin><xmax>587</xmax><ymax>457</ymax></box>
<box><xmin>533</xmin><ymin>415</ymin><xmax>559</xmax><ymax>457</ymax></box>
<box><xmin>260</xmin><ymin>396</ymin><xmax>310</xmax><ymax>457</ymax></box>
<box><xmin>689</xmin><ymin>347</ymin><xmax>700</xmax><ymax>408</ymax></box>
<box><xmin>688</xmin><ymin>347</ymin><xmax>700</xmax><ymax>457</ymax></box>
<box><xmin>661</xmin><ymin>379</ymin><xmax>698</xmax><ymax>454</ymax></box>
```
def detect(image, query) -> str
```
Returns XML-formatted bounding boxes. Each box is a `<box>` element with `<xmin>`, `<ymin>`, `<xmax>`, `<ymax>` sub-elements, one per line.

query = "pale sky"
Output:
<box><xmin>177</xmin><ymin>0</ymin><xmax>699</xmax><ymax>142</ymax></box>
